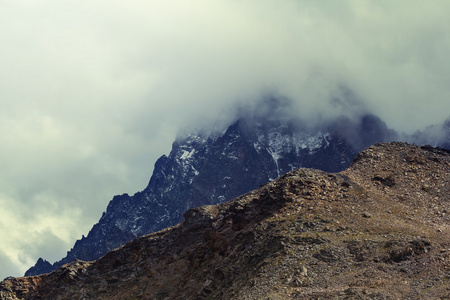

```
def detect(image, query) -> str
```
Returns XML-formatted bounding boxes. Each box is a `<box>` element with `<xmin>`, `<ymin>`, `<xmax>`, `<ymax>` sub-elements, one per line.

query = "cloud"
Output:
<box><xmin>0</xmin><ymin>250</ymin><xmax>19</xmax><ymax>281</ymax></box>
<box><xmin>0</xmin><ymin>191</ymin><xmax>76</xmax><ymax>277</ymax></box>
<box><xmin>0</xmin><ymin>0</ymin><xmax>449</xmax><ymax>279</ymax></box>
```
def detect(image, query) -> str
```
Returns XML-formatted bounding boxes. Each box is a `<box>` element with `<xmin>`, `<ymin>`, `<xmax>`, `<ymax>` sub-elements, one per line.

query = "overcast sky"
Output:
<box><xmin>1</xmin><ymin>0</ymin><xmax>449</xmax><ymax>279</ymax></box>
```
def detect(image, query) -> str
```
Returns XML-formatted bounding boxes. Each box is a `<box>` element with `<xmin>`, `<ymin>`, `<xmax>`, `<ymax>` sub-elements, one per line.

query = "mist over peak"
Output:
<box><xmin>177</xmin><ymin>90</ymin><xmax>399</xmax><ymax>153</ymax></box>
<box><xmin>179</xmin><ymin>88</ymin><xmax>450</xmax><ymax>155</ymax></box>
<box><xmin>1</xmin><ymin>0</ymin><xmax>450</xmax><ymax>280</ymax></box>
<box><xmin>408</xmin><ymin>117</ymin><xmax>450</xmax><ymax>149</ymax></box>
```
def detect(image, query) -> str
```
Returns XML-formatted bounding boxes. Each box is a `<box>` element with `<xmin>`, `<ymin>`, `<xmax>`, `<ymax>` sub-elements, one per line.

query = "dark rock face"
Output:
<box><xmin>21</xmin><ymin>259</ymin><xmax>51</xmax><ymax>279</ymax></box>
<box><xmin>24</xmin><ymin>112</ymin><xmax>444</xmax><ymax>277</ymax></box>
<box><xmin>3</xmin><ymin>142</ymin><xmax>449</xmax><ymax>299</ymax></box>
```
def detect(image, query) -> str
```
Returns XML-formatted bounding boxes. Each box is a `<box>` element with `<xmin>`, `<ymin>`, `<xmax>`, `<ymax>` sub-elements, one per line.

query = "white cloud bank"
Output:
<box><xmin>0</xmin><ymin>0</ymin><xmax>449</xmax><ymax>279</ymax></box>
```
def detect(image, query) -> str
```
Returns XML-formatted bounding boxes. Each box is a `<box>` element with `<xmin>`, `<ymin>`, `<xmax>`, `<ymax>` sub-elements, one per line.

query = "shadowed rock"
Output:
<box><xmin>2</xmin><ymin>142</ymin><xmax>449</xmax><ymax>299</ymax></box>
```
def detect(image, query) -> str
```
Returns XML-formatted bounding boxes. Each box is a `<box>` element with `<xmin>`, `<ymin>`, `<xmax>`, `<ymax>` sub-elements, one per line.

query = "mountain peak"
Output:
<box><xmin>22</xmin><ymin>113</ymin><xmax>448</xmax><ymax>277</ymax></box>
<box><xmin>2</xmin><ymin>142</ymin><xmax>449</xmax><ymax>299</ymax></box>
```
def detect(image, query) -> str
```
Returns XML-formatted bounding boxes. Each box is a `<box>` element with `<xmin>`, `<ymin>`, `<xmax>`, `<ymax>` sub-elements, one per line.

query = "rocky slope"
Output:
<box><xmin>25</xmin><ymin>113</ymin><xmax>398</xmax><ymax>276</ymax></box>
<box><xmin>2</xmin><ymin>142</ymin><xmax>449</xmax><ymax>299</ymax></box>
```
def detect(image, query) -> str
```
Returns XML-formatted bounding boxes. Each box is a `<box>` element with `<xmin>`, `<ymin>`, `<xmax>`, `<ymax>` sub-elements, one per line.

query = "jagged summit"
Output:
<box><xmin>2</xmin><ymin>142</ymin><xmax>449</xmax><ymax>299</ymax></box>
<box><xmin>25</xmin><ymin>106</ymin><xmax>449</xmax><ymax>277</ymax></box>
<box><xmin>25</xmin><ymin>112</ymin><xmax>395</xmax><ymax>277</ymax></box>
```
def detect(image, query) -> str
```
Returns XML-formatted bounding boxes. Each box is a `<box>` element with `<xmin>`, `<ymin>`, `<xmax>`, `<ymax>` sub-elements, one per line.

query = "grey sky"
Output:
<box><xmin>0</xmin><ymin>0</ymin><xmax>449</xmax><ymax>279</ymax></box>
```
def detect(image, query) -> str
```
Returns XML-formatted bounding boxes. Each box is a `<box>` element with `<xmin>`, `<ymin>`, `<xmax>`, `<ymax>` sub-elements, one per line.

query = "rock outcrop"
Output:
<box><xmin>2</xmin><ymin>142</ymin><xmax>449</xmax><ymax>299</ymax></box>
<box><xmin>26</xmin><ymin>113</ymin><xmax>398</xmax><ymax>276</ymax></box>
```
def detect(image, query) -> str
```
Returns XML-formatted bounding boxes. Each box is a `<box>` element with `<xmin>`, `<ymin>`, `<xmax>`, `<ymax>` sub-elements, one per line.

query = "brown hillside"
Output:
<box><xmin>1</xmin><ymin>142</ymin><xmax>449</xmax><ymax>299</ymax></box>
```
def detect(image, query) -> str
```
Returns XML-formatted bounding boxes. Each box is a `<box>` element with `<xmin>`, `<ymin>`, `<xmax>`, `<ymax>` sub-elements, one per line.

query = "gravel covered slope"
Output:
<box><xmin>1</xmin><ymin>142</ymin><xmax>449</xmax><ymax>299</ymax></box>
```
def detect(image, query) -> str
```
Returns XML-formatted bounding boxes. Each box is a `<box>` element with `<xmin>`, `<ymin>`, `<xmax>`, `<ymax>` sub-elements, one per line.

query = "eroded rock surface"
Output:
<box><xmin>2</xmin><ymin>142</ymin><xmax>449</xmax><ymax>299</ymax></box>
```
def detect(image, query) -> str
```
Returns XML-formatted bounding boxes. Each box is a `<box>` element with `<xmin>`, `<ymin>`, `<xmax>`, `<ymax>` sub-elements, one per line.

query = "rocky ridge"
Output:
<box><xmin>2</xmin><ymin>142</ymin><xmax>449</xmax><ymax>299</ymax></box>
<box><xmin>26</xmin><ymin>114</ymin><xmax>398</xmax><ymax>276</ymax></box>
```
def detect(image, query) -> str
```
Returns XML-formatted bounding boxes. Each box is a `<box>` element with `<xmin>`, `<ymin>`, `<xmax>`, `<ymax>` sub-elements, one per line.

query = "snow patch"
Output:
<box><xmin>179</xmin><ymin>149</ymin><xmax>195</xmax><ymax>161</ymax></box>
<box><xmin>255</xmin><ymin>122</ymin><xmax>331</xmax><ymax>176</ymax></box>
